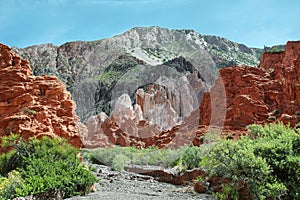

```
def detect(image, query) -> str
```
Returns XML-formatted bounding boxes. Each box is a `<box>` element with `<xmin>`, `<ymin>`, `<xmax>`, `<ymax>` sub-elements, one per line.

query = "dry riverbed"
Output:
<box><xmin>67</xmin><ymin>164</ymin><xmax>214</xmax><ymax>200</ymax></box>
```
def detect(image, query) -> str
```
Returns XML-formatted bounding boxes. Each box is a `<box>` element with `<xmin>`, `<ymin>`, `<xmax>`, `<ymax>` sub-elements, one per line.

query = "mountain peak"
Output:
<box><xmin>12</xmin><ymin>26</ymin><xmax>262</xmax><ymax>121</ymax></box>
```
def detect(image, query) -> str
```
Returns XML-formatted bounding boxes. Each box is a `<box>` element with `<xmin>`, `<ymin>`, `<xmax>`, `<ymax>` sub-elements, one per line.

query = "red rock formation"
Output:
<box><xmin>135</xmin><ymin>73</ymin><xmax>205</xmax><ymax>130</ymax></box>
<box><xmin>85</xmin><ymin>41</ymin><xmax>300</xmax><ymax>149</ymax></box>
<box><xmin>84</xmin><ymin>90</ymin><xmax>203</xmax><ymax>148</ymax></box>
<box><xmin>84</xmin><ymin>72</ymin><xmax>207</xmax><ymax>148</ymax></box>
<box><xmin>200</xmin><ymin>41</ymin><xmax>300</xmax><ymax>134</ymax></box>
<box><xmin>0</xmin><ymin>43</ymin><xmax>83</xmax><ymax>148</ymax></box>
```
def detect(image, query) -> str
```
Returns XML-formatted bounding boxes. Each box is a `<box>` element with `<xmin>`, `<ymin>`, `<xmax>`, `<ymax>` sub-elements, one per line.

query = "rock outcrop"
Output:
<box><xmin>0</xmin><ymin>43</ymin><xmax>83</xmax><ymax>148</ymax></box>
<box><xmin>199</xmin><ymin>41</ymin><xmax>300</xmax><ymax>134</ymax></box>
<box><xmin>84</xmin><ymin>94</ymin><xmax>202</xmax><ymax>148</ymax></box>
<box><xmin>13</xmin><ymin>26</ymin><xmax>262</xmax><ymax>122</ymax></box>
<box><xmin>84</xmin><ymin>41</ymin><xmax>300</xmax><ymax>148</ymax></box>
<box><xmin>84</xmin><ymin>72</ymin><xmax>206</xmax><ymax>148</ymax></box>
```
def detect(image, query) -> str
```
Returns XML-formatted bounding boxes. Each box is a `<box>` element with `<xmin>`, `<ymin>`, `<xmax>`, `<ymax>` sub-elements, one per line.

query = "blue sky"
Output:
<box><xmin>0</xmin><ymin>0</ymin><xmax>299</xmax><ymax>48</ymax></box>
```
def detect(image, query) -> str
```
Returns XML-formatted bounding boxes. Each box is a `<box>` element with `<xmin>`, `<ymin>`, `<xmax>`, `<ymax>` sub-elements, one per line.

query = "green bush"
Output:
<box><xmin>0</xmin><ymin>134</ymin><xmax>24</xmax><ymax>176</ymax></box>
<box><xmin>111</xmin><ymin>154</ymin><xmax>129</xmax><ymax>171</ymax></box>
<box><xmin>214</xmin><ymin>183</ymin><xmax>239</xmax><ymax>200</ymax></box>
<box><xmin>202</xmin><ymin>123</ymin><xmax>300</xmax><ymax>200</ymax></box>
<box><xmin>17</xmin><ymin>156</ymin><xmax>96</xmax><ymax>197</ymax></box>
<box><xmin>0</xmin><ymin>170</ymin><xmax>24</xmax><ymax>200</ymax></box>
<box><xmin>0</xmin><ymin>149</ymin><xmax>20</xmax><ymax>176</ymax></box>
<box><xmin>0</xmin><ymin>135</ymin><xmax>96</xmax><ymax>199</ymax></box>
<box><xmin>249</xmin><ymin>123</ymin><xmax>300</xmax><ymax>200</ymax></box>
<box><xmin>171</xmin><ymin>145</ymin><xmax>203</xmax><ymax>171</ymax></box>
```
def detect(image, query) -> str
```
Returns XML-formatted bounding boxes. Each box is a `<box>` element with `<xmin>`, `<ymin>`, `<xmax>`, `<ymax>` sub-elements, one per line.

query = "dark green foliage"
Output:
<box><xmin>294</xmin><ymin>122</ymin><xmax>300</xmax><ymax>129</ymax></box>
<box><xmin>0</xmin><ymin>135</ymin><xmax>96</xmax><ymax>199</ymax></box>
<box><xmin>0</xmin><ymin>134</ymin><xmax>23</xmax><ymax>176</ymax></box>
<box><xmin>22</xmin><ymin>108</ymin><xmax>37</xmax><ymax>115</ymax></box>
<box><xmin>17</xmin><ymin>156</ymin><xmax>95</xmax><ymax>198</ymax></box>
<box><xmin>202</xmin><ymin>123</ymin><xmax>300</xmax><ymax>200</ymax></box>
<box><xmin>0</xmin><ymin>149</ymin><xmax>20</xmax><ymax>176</ymax></box>
<box><xmin>171</xmin><ymin>145</ymin><xmax>203</xmax><ymax>171</ymax></box>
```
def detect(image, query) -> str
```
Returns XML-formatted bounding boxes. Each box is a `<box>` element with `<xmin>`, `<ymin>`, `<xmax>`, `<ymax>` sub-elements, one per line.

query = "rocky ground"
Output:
<box><xmin>67</xmin><ymin>164</ymin><xmax>214</xmax><ymax>200</ymax></box>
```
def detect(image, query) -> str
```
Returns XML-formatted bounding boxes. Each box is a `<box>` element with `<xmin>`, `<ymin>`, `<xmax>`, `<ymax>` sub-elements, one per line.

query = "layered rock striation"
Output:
<box><xmin>0</xmin><ymin>44</ymin><xmax>84</xmax><ymax>148</ymax></box>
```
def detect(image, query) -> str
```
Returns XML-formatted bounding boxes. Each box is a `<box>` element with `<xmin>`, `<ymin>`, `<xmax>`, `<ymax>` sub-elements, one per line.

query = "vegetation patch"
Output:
<box><xmin>142</xmin><ymin>47</ymin><xmax>178</xmax><ymax>62</ymax></box>
<box><xmin>97</xmin><ymin>70</ymin><xmax>122</xmax><ymax>85</ymax></box>
<box><xmin>201</xmin><ymin>123</ymin><xmax>300</xmax><ymax>200</ymax></box>
<box><xmin>2</xmin><ymin>123</ymin><xmax>298</xmax><ymax>200</ymax></box>
<box><xmin>82</xmin><ymin>146</ymin><xmax>179</xmax><ymax>170</ymax></box>
<box><xmin>264</xmin><ymin>45</ymin><xmax>285</xmax><ymax>53</ymax></box>
<box><xmin>22</xmin><ymin>108</ymin><xmax>37</xmax><ymax>115</ymax></box>
<box><xmin>0</xmin><ymin>135</ymin><xmax>96</xmax><ymax>199</ymax></box>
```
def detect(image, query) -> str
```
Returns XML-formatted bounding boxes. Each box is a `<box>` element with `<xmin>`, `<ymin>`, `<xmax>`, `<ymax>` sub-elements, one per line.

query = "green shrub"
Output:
<box><xmin>17</xmin><ymin>156</ymin><xmax>96</xmax><ymax>198</ymax></box>
<box><xmin>86</xmin><ymin>146</ymin><xmax>126</xmax><ymax>166</ymax></box>
<box><xmin>111</xmin><ymin>154</ymin><xmax>129</xmax><ymax>171</ymax></box>
<box><xmin>0</xmin><ymin>149</ymin><xmax>20</xmax><ymax>176</ymax></box>
<box><xmin>214</xmin><ymin>183</ymin><xmax>239</xmax><ymax>200</ymax></box>
<box><xmin>0</xmin><ymin>136</ymin><xmax>96</xmax><ymax>199</ymax></box>
<box><xmin>172</xmin><ymin>145</ymin><xmax>203</xmax><ymax>171</ymax></box>
<box><xmin>249</xmin><ymin>123</ymin><xmax>300</xmax><ymax>200</ymax></box>
<box><xmin>201</xmin><ymin>138</ymin><xmax>275</xmax><ymax>200</ymax></box>
<box><xmin>0</xmin><ymin>134</ymin><xmax>23</xmax><ymax>176</ymax></box>
<box><xmin>202</xmin><ymin>123</ymin><xmax>299</xmax><ymax>200</ymax></box>
<box><xmin>0</xmin><ymin>170</ymin><xmax>24</xmax><ymax>200</ymax></box>
<box><xmin>295</xmin><ymin>111</ymin><xmax>300</xmax><ymax>115</ymax></box>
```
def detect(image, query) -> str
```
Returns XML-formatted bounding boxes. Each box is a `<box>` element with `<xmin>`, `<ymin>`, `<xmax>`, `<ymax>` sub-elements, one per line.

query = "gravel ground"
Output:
<box><xmin>67</xmin><ymin>164</ymin><xmax>214</xmax><ymax>200</ymax></box>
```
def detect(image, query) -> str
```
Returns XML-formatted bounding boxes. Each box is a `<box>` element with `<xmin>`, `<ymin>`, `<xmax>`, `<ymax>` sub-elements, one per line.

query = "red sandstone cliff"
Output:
<box><xmin>0</xmin><ymin>43</ymin><xmax>84</xmax><ymax>148</ymax></box>
<box><xmin>200</xmin><ymin>41</ymin><xmax>300</xmax><ymax>133</ymax></box>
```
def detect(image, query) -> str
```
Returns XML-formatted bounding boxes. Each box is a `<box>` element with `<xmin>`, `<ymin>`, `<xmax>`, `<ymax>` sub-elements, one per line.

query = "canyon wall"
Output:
<box><xmin>0</xmin><ymin>44</ymin><xmax>84</xmax><ymax>148</ymax></box>
<box><xmin>200</xmin><ymin>41</ymin><xmax>300</xmax><ymax>132</ymax></box>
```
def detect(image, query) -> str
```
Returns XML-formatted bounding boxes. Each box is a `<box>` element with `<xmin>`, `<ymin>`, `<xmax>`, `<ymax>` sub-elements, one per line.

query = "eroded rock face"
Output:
<box><xmin>14</xmin><ymin>27</ymin><xmax>263</xmax><ymax>123</ymax></box>
<box><xmin>84</xmin><ymin>71</ymin><xmax>207</xmax><ymax>148</ymax></box>
<box><xmin>0</xmin><ymin>44</ymin><xmax>83</xmax><ymax>148</ymax></box>
<box><xmin>200</xmin><ymin>41</ymin><xmax>300</xmax><ymax>132</ymax></box>
<box><xmin>84</xmin><ymin>41</ymin><xmax>300</xmax><ymax>148</ymax></box>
